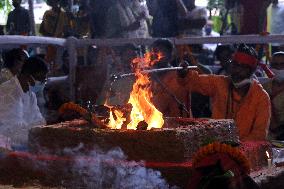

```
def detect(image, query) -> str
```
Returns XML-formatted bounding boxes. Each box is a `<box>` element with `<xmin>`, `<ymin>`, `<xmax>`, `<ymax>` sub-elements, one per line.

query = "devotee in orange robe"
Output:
<box><xmin>178</xmin><ymin>44</ymin><xmax>271</xmax><ymax>141</ymax></box>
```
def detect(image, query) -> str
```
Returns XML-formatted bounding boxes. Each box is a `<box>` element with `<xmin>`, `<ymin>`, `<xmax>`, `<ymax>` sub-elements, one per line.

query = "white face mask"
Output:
<box><xmin>29</xmin><ymin>80</ymin><xmax>45</xmax><ymax>94</ymax></box>
<box><xmin>29</xmin><ymin>76</ymin><xmax>46</xmax><ymax>94</ymax></box>
<box><xmin>271</xmin><ymin>68</ymin><xmax>284</xmax><ymax>82</ymax></box>
<box><xmin>232</xmin><ymin>78</ymin><xmax>253</xmax><ymax>89</ymax></box>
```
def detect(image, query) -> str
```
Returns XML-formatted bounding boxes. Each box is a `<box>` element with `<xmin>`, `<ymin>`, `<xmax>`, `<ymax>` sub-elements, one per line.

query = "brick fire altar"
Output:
<box><xmin>26</xmin><ymin>118</ymin><xmax>241</xmax><ymax>188</ymax></box>
<box><xmin>28</xmin><ymin>118</ymin><xmax>239</xmax><ymax>162</ymax></box>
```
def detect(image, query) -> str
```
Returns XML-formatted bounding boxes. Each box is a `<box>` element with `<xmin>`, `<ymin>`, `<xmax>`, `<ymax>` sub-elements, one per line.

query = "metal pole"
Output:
<box><xmin>66</xmin><ymin>37</ymin><xmax>78</xmax><ymax>101</ymax></box>
<box><xmin>28</xmin><ymin>0</ymin><xmax>36</xmax><ymax>35</ymax></box>
<box><xmin>111</xmin><ymin>66</ymin><xmax>198</xmax><ymax>80</ymax></box>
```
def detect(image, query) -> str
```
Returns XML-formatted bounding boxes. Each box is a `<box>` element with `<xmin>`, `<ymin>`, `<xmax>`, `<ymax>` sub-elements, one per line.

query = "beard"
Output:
<box><xmin>231</xmin><ymin>77</ymin><xmax>253</xmax><ymax>89</ymax></box>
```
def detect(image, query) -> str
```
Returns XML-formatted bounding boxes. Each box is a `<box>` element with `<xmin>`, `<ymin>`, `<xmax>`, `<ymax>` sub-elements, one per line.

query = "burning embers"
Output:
<box><xmin>107</xmin><ymin>52</ymin><xmax>164</xmax><ymax>130</ymax></box>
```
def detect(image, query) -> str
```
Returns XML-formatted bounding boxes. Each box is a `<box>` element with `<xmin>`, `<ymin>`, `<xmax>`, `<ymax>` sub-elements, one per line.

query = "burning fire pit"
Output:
<box><xmin>27</xmin><ymin>51</ymin><xmax>240</xmax><ymax>188</ymax></box>
<box><xmin>28</xmin><ymin>118</ymin><xmax>239</xmax><ymax>163</ymax></box>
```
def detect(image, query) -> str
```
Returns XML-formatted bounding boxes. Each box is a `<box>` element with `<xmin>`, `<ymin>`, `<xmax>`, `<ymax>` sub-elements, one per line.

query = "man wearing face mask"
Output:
<box><xmin>262</xmin><ymin>52</ymin><xmax>284</xmax><ymax>140</ymax></box>
<box><xmin>203</xmin><ymin>20</ymin><xmax>220</xmax><ymax>52</ymax></box>
<box><xmin>20</xmin><ymin>56</ymin><xmax>48</xmax><ymax>94</ymax></box>
<box><xmin>178</xmin><ymin>44</ymin><xmax>271</xmax><ymax>141</ymax></box>
<box><xmin>0</xmin><ymin>56</ymin><xmax>47</xmax><ymax>150</ymax></box>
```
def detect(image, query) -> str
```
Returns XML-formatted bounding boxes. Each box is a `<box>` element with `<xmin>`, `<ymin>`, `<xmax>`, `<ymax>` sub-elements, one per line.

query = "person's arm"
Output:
<box><xmin>39</xmin><ymin>12</ymin><xmax>51</xmax><ymax>36</ymax></box>
<box><xmin>243</xmin><ymin>93</ymin><xmax>271</xmax><ymax>141</ymax></box>
<box><xmin>6</xmin><ymin>13</ymin><xmax>11</xmax><ymax>34</ymax></box>
<box><xmin>197</xmin><ymin>63</ymin><xmax>212</xmax><ymax>74</ymax></box>
<box><xmin>25</xmin><ymin>10</ymin><xmax>31</xmax><ymax>34</ymax></box>
<box><xmin>176</xmin><ymin>0</ymin><xmax>188</xmax><ymax>17</ymax></box>
<box><xmin>177</xmin><ymin>70</ymin><xmax>222</xmax><ymax>97</ymax></box>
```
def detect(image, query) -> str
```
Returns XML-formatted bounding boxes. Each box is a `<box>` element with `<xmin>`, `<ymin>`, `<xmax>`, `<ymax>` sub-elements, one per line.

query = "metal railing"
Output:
<box><xmin>2</xmin><ymin>34</ymin><xmax>284</xmax><ymax>100</ymax></box>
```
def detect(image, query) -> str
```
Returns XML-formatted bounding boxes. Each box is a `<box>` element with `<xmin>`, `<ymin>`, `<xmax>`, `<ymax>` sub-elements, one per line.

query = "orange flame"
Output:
<box><xmin>107</xmin><ymin>51</ymin><xmax>164</xmax><ymax>130</ymax></box>
<box><xmin>104</xmin><ymin>101</ymin><xmax>126</xmax><ymax>129</ymax></box>
<box><xmin>108</xmin><ymin>109</ymin><xmax>126</xmax><ymax>129</ymax></box>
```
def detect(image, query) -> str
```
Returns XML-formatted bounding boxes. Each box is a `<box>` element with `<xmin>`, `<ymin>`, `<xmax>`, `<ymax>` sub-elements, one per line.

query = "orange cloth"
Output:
<box><xmin>40</xmin><ymin>9</ymin><xmax>69</xmax><ymax>38</ymax></box>
<box><xmin>179</xmin><ymin>71</ymin><xmax>271</xmax><ymax>141</ymax></box>
<box><xmin>40</xmin><ymin>9</ymin><xmax>73</xmax><ymax>64</ymax></box>
<box><xmin>46</xmin><ymin>45</ymin><xmax>57</xmax><ymax>64</ymax></box>
<box><xmin>152</xmin><ymin>72</ymin><xmax>191</xmax><ymax>117</ymax></box>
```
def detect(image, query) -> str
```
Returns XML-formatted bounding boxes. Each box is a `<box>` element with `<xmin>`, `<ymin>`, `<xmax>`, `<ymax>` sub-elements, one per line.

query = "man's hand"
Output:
<box><xmin>177</xmin><ymin>61</ymin><xmax>189</xmax><ymax>78</ymax></box>
<box><xmin>17</xmin><ymin>74</ymin><xmax>34</xmax><ymax>93</ymax></box>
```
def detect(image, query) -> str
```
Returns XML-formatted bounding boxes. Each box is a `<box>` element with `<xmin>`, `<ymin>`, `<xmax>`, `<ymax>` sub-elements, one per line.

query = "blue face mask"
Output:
<box><xmin>30</xmin><ymin>80</ymin><xmax>45</xmax><ymax>94</ymax></box>
<box><xmin>205</xmin><ymin>26</ymin><xmax>212</xmax><ymax>35</ymax></box>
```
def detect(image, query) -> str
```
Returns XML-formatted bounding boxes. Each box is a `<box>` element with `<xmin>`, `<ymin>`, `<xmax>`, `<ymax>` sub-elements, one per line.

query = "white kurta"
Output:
<box><xmin>0</xmin><ymin>76</ymin><xmax>46</xmax><ymax>147</ymax></box>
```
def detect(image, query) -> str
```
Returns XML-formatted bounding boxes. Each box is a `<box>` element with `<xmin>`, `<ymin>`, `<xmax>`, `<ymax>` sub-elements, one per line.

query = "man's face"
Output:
<box><xmin>46</xmin><ymin>0</ymin><xmax>57</xmax><ymax>7</ymax></box>
<box><xmin>152</xmin><ymin>46</ymin><xmax>171</xmax><ymax>68</ymax></box>
<box><xmin>204</xmin><ymin>24</ymin><xmax>212</xmax><ymax>35</ymax></box>
<box><xmin>33</xmin><ymin>71</ymin><xmax>47</xmax><ymax>83</ymax></box>
<box><xmin>12</xmin><ymin>0</ymin><xmax>21</xmax><ymax>7</ymax></box>
<box><xmin>13</xmin><ymin>52</ymin><xmax>28</xmax><ymax>75</ymax></box>
<box><xmin>219</xmin><ymin>50</ymin><xmax>232</xmax><ymax>67</ymax></box>
<box><xmin>271</xmin><ymin>55</ymin><xmax>284</xmax><ymax>70</ymax></box>
<box><xmin>263</xmin><ymin>0</ymin><xmax>273</xmax><ymax>8</ymax></box>
<box><xmin>230</xmin><ymin>60</ymin><xmax>252</xmax><ymax>83</ymax></box>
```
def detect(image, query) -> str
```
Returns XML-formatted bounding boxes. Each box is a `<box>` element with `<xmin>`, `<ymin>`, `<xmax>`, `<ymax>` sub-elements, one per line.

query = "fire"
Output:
<box><xmin>107</xmin><ymin>51</ymin><xmax>164</xmax><ymax>130</ymax></box>
<box><xmin>108</xmin><ymin>109</ymin><xmax>126</xmax><ymax>129</ymax></box>
<box><xmin>104</xmin><ymin>101</ymin><xmax>126</xmax><ymax>130</ymax></box>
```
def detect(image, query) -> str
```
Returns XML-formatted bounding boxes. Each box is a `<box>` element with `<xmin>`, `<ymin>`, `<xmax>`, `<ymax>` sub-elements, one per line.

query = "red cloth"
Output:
<box><xmin>233</xmin><ymin>52</ymin><xmax>258</xmax><ymax>68</ymax></box>
<box><xmin>259</xmin><ymin>62</ymin><xmax>275</xmax><ymax>78</ymax></box>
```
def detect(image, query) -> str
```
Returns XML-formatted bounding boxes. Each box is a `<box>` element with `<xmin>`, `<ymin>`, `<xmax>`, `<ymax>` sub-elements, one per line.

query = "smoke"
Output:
<box><xmin>67</xmin><ymin>146</ymin><xmax>175</xmax><ymax>189</ymax></box>
<box><xmin>0</xmin><ymin>142</ymin><xmax>178</xmax><ymax>188</ymax></box>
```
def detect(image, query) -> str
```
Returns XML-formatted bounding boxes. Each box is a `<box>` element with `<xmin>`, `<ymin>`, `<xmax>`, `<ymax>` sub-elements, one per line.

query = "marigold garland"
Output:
<box><xmin>59</xmin><ymin>102</ymin><xmax>88</xmax><ymax>116</ymax></box>
<box><xmin>58</xmin><ymin>102</ymin><xmax>106</xmax><ymax>129</ymax></box>
<box><xmin>192</xmin><ymin>142</ymin><xmax>250</xmax><ymax>174</ymax></box>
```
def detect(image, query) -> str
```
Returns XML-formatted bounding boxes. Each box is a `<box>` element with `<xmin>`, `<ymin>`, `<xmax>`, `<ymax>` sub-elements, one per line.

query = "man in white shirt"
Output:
<box><xmin>105</xmin><ymin>0</ymin><xmax>147</xmax><ymax>38</ymax></box>
<box><xmin>203</xmin><ymin>20</ymin><xmax>220</xmax><ymax>52</ymax></box>
<box><xmin>0</xmin><ymin>56</ymin><xmax>47</xmax><ymax>149</ymax></box>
